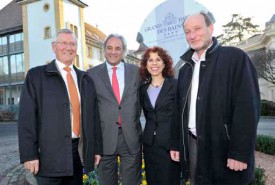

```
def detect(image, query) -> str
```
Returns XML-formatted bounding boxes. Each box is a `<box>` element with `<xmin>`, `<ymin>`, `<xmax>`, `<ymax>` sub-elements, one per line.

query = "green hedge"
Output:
<box><xmin>253</xmin><ymin>167</ymin><xmax>266</xmax><ymax>185</ymax></box>
<box><xmin>256</xmin><ymin>135</ymin><xmax>275</xmax><ymax>155</ymax></box>
<box><xmin>261</xmin><ymin>100</ymin><xmax>275</xmax><ymax>116</ymax></box>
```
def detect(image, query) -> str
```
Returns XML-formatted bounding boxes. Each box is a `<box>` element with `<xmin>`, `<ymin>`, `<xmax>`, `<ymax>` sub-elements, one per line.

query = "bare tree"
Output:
<box><xmin>249</xmin><ymin>49</ymin><xmax>275</xmax><ymax>84</ymax></box>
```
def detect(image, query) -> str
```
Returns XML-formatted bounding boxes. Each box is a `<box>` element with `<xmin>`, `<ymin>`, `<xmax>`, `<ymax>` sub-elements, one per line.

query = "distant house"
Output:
<box><xmin>0</xmin><ymin>0</ymin><xmax>140</xmax><ymax>108</ymax></box>
<box><xmin>237</xmin><ymin>15</ymin><xmax>275</xmax><ymax>102</ymax></box>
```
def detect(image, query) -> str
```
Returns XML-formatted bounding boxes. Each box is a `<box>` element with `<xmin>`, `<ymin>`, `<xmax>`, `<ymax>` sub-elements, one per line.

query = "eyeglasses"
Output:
<box><xmin>55</xmin><ymin>42</ymin><xmax>77</xmax><ymax>48</ymax></box>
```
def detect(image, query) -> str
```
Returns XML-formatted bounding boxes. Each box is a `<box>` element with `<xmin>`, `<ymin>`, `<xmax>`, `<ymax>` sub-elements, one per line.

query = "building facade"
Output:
<box><xmin>237</xmin><ymin>15</ymin><xmax>275</xmax><ymax>102</ymax></box>
<box><xmin>0</xmin><ymin>0</ymin><xmax>24</xmax><ymax>109</ymax></box>
<box><xmin>0</xmin><ymin>0</ymin><xmax>140</xmax><ymax>110</ymax></box>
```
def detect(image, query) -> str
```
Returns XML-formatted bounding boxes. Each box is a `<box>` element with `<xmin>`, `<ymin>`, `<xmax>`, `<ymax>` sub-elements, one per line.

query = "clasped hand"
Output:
<box><xmin>24</xmin><ymin>159</ymin><xmax>39</xmax><ymax>175</ymax></box>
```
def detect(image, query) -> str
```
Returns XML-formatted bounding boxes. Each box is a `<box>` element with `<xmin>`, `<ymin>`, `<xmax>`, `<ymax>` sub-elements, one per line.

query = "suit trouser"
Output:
<box><xmin>98</xmin><ymin>127</ymin><xmax>141</xmax><ymax>185</ymax></box>
<box><xmin>35</xmin><ymin>139</ymin><xmax>83</xmax><ymax>185</ymax></box>
<box><xmin>188</xmin><ymin>133</ymin><xmax>197</xmax><ymax>185</ymax></box>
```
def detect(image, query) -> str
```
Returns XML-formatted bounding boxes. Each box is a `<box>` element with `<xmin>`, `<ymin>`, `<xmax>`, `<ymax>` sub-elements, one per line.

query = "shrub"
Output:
<box><xmin>0</xmin><ymin>110</ymin><xmax>16</xmax><ymax>121</ymax></box>
<box><xmin>256</xmin><ymin>135</ymin><xmax>275</xmax><ymax>155</ymax></box>
<box><xmin>253</xmin><ymin>167</ymin><xmax>266</xmax><ymax>185</ymax></box>
<box><xmin>261</xmin><ymin>100</ymin><xmax>275</xmax><ymax>116</ymax></box>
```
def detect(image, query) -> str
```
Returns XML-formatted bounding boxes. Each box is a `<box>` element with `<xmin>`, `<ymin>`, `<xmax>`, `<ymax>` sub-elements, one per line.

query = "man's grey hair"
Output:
<box><xmin>52</xmin><ymin>29</ymin><xmax>78</xmax><ymax>47</ymax></box>
<box><xmin>103</xmin><ymin>33</ymin><xmax>127</xmax><ymax>57</ymax></box>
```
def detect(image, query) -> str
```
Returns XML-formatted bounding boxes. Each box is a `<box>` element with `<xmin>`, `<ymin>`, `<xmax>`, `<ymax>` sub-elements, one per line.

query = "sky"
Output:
<box><xmin>0</xmin><ymin>0</ymin><xmax>274</xmax><ymax>49</ymax></box>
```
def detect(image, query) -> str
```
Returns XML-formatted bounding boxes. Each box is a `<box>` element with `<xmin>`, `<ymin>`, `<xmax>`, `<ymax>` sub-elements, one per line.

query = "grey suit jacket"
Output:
<box><xmin>87</xmin><ymin>61</ymin><xmax>142</xmax><ymax>155</ymax></box>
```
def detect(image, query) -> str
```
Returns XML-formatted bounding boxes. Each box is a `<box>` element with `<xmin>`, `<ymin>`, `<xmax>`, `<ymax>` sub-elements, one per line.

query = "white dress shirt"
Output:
<box><xmin>55</xmin><ymin>60</ymin><xmax>81</xmax><ymax>138</ymax></box>
<box><xmin>106</xmin><ymin>61</ymin><xmax>125</xmax><ymax>99</ymax></box>
<box><xmin>188</xmin><ymin>52</ymin><xmax>206</xmax><ymax>136</ymax></box>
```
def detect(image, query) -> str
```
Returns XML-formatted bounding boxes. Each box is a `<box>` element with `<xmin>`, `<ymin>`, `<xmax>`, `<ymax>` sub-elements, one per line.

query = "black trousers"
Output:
<box><xmin>36</xmin><ymin>139</ymin><xmax>83</xmax><ymax>185</ymax></box>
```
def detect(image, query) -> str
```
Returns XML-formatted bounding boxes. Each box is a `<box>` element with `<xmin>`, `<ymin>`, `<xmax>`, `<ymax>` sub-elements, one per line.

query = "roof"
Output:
<box><xmin>0</xmin><ymin>0</ymin><xmax>22</xmax><ymax>35</ymax></box>
<box><xmin>134</xmin><ymin>42</ymin><xmax>148</xmax><ymax>53</ymax></box>
<box><xmin>269</xmin><ymin>14</ymin><xmax>275</xmax><ymax>22</ymax></box>
<box><xmin>68</xmin><ymin>0</ymin><xmax>88</xmax><ymax>8</ymax></box>
<box><xmin>265</xmin><ymin>14</ymin><xmax>275</xmax><ymax>27</ymax></box>
<box><xmin>85</xmin><ymin>23</ymin><xmax>106</xmax><ymax>41</ymax></box>
<box><xmin>16</xmin><ymin>0</ymin><xmax>87</xmax><ymax>8</ymax></box>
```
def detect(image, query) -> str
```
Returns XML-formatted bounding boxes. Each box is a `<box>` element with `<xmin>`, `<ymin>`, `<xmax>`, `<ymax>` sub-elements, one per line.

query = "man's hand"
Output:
<box><xmin>24</xmin><ymin>160</ymin><xmax>39</xmax><ymax>175</ymax></box>
<box><xmin>227</xmin><ymin>158</ymin><xmax>247</xmax><ymax>171</ymax></box>
<box><xmin>170</xmin><ymin>150</ymin><xmax>180</xmax><ymax>162</ymax></box>
<box><xmin>94</xmin><ymin>155</ymin><xmax>101</xmax><ymax>166</ymax></box>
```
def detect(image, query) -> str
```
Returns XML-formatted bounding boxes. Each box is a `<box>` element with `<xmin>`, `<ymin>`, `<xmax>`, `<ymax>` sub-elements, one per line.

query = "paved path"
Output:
<box><xmin>0</xmin><ymin>122</ymin><xmax>21</xmax><ymax>184</ymax></box>
<box><xmin>257</xmin><ymin>117</ymin><xmax>275</xmax><ymax>136</ymax></box>
<box><xmin>0</xmin><ymin>164</ymin><xmax>28</xmax><ymax>185</ymax></box>
<box><xmin>0</xmin><ymin>122</ymin><xmax>36</xmax><ymax>185</ymax></box>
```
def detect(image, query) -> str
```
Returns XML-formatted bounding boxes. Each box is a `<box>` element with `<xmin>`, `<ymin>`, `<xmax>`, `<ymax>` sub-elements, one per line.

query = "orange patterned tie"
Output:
<box><xmin>64</xmin><ymin>66</ymin><xmax>80</xmax><ymax>136</ymax></box>
<box><xmin>112</xmin><ymin>67</ymin><xmax>121</xmax><ymax>125</ymax></box>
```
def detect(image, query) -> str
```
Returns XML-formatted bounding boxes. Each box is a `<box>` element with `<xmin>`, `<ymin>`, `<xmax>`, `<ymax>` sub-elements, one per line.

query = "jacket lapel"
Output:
<box><xmin>121</xmin><ymin>62</ymin><xmax>132</xmax><ymax>102</ymax></box>
<box><xmin>154</xmin><ymin>78</ymin><xmax>172</xmax><ymax>109</ymax></box>
<box><xmin>98</xmin><ymin>63</ymin><xmax>118</xmax><ymax>101</ymax></box>
<box><xmin>141</xmin><ymin>83</ymin><xmax>153</xmax><ymax>109</ymax></box>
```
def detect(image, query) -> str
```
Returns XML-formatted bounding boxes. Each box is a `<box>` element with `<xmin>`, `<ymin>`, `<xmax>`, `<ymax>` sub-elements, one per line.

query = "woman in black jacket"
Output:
<box><xmin>140</xmin><ymin>46</ymin><xmax>180</xmax><ymax>185</ymax></box>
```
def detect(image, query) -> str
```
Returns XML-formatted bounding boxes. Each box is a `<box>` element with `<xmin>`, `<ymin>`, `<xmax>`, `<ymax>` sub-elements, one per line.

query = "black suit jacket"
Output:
<box><xmin>140</xmin><ymin>78</ymin><xmax>178</xmax><ymax>149</ymax></box>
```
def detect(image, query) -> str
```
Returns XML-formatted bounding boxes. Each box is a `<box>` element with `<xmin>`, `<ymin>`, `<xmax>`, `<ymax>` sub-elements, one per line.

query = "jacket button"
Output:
<box><xmin>63</xmin><ymin>103</ymin><xmax>68</xmax><ymax>107</ymax></box>
<box><xmin>65</xmin><ymin>135</ymin><xmax>69</xmax><ymax>140</ymax></box>
<box><xmin>119</xmin><ymin>106</ymin><xmax>121</xmax><ymax>110</ymax></box>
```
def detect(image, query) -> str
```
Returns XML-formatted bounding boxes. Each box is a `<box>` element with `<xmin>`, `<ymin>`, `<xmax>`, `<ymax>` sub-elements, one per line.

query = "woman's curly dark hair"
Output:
<box><xmin>140</xmin><ymin>46</ymin><xmax>174</xmax><ymax>81</ymax></box>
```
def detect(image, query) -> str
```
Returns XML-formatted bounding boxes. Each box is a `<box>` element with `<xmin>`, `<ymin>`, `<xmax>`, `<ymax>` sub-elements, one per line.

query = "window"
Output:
<box><xmin>93</xmin><ymin>49</ymin><xmax>102</xmax><ymax>60</ymax></box>
<box><xmin>0</xmin><ymin>89</ymin><xmax>4</xmax><ymax>105</ymax></box>
<box><xmin>0</xmin><ymin>36</ymin><xmax>7</xmax><ymax>45</ymax></box>
<box><xmin>87</xmin><ymin>46</ymin><xmax>93</xmax><ymax>58</ymax></box>
<box><xmin>70</xmin><ymin>24</ymin><xmax>74</xmax><ymax>32</ymax></box>
<box><xmin>0</xmin><ymin>56</ymin><xmax>8</xmax><ymax>74</ymax></box>
<box><xmin>68</xmin><ymin>23</ymin><xmax>78</xmax><ymax>39</ymax></box>
<box><xmin>0</xmin><ymin>56</ymin><xmax>9</xmax><ymax>84</ymax></box>
<box><xmin>10</xmin><ymin>33</ymin><xmax>23</xmax><ymax>43</ymax></box>
<box><xmin>43</xmin><ymin>3</ymin><xmax>50</xmax><ymax>12</ymax></box>
<box><xmin>74</xmin><ymin>55</ymin><xmax>79</xmax><ymax>67</ymax></box>
<box><xmin>44</xmin><ymin>26</ymin><xmax>51</xmax><ymax>39</ymax></box>
<box><xmin>9</xmin><ymin>33</ymin><xmax>23</xmax><ymax>53</ymax></box>
<box><xmin>74</xmin><ymin>25</ymin><xmax>78</xmax><ymax>38</ymax></box>
<box><xmin>15</xmin><ymin>33</ymin><xmax>22</xmax><ymax>42</ymax></box>
<box><xmin>0</xmin><ymin>36</ymin><xmax>8</xmax><ymax>55</ymax></box>
<box><xmin>8</xmin><ymin>97</ymin><xmax>14</xmax><ymax>105</ymax></box>
<box><xmin>10</xmin><ymin>53</ymin><xmax>24</xmax><ymax>82</ymax></box>
<box><xmin>100</xmin><ymin>50</ymin><xmax>103</xmax><ymax>60</ymax></box>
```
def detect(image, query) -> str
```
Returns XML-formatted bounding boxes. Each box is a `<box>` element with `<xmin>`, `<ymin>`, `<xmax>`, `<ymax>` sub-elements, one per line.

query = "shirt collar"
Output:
<box><xmin>106</xmin><ymin>61</ymin><xmax>124</xmax><ymax>71</ymax></box>
<box><xmin>55</xmin><ymin>59</ymin><xmax>74</xmax><ymax>72</ymax></box>
<box><xmin>192</xmin><ymin>42</ymin><xmax>213</xmax><ymax>63</ymax></box>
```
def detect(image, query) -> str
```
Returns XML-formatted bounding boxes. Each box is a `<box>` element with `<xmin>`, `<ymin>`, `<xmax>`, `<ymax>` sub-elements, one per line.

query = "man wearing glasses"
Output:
<box><xmin>18</xmin><ymin>29</ymin><xmax>102</xmax><ymax>185</ymax></box>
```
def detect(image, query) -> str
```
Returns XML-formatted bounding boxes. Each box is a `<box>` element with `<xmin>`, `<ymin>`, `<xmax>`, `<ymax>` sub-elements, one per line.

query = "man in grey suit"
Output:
<box><xmin>87</xmin><ymin>34</ymin><xmax>142</xmax><ymax>185</ymax></box>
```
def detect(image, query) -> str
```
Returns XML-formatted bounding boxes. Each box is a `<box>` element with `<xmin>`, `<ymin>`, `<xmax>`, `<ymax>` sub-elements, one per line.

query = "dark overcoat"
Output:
<box><xmin>18</xmin><ymin>60</ymin><xmax>102</xmax><ymax>177</ymax></box>
<box><xmin>171</xmin><ymin>37</ymin><xmax>260</xmax><ymax>185</ymax></box>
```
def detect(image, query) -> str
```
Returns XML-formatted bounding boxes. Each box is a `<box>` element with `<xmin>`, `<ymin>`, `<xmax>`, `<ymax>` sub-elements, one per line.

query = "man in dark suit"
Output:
<box><xmin>18</xmin><ymin>29</ymin><xmax>102</xmax><ymax>185</ymax></box>
<box><xmin>87</xmin><ymin>33</ymin><xmax>142</xmax><ymax>185</ymax></box>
